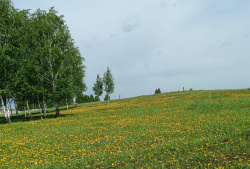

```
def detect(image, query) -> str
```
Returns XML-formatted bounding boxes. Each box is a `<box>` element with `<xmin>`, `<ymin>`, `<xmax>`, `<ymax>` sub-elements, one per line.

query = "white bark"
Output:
<box><xmin>24</xmin><ymin>105</ymin><xmax>27</xmax><ymax>117</ymax></box>
<box><xmin>0</xmin><ymin>93</ymin><xmax>6</xmax><ymax>116</ymax></box>
<box><xmin>9</xmin><ymin>99</ymin><xmax>12</xmax><ymax>116</ymax></box>
<box><xmin>14</xmin><ymin>99</ymin><xmax>18</xmax><ymax>116</ymax></box>
<box><xmin>1</xmin><ymin>95</ymin><xmax>11</xmax><ymax>123</ymax></box>
<box><xmin>43</xmin><ymin>101</ymin><xmax>47</xmax><ymax>118</ymax></box>
<box><xmin>37</xmin><ymin>98</ymin><xmax>43</xmax><ymax>119</ymax></box>
<box><xmin>6</xmin><ymin>97</ymin><xmax>11</xmax><ymax>122</ymax></box>
<box><xmin>108</xmin><ymin>94</ymin><xmax>110</xmax><ymax>105</ymax></box>
<box><xmin>26</xmin><ymin>100</ymin><xmax>31</xmax><ymax>119</ymax></box>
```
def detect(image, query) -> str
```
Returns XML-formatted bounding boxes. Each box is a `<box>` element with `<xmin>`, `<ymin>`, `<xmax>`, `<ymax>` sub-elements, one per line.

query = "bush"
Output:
<box><xmin>155</xmin><ymin>88</ymin><xmax>161</xmax><ymax>94</ymax></box>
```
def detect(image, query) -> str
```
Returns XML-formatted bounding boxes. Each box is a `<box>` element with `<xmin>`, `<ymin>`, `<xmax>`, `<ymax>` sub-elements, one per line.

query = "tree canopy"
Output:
<box><xmin>103</xmin><ymin>67</ymin><xmax>114</xmax><ymax>105</ymax></box>
<box><xmin>92</xmin><ymin>74</ymin><xmax>103</xmax><ymax>105</ymax></box>
<box><xmin>0</xmin><ymin>0</ymin><xmax>86</xmax><ymax>122</ymax></box>
<box><xmin>155</xmin><ymin>88</ymin><xmax>161</xmax><ymax>94</ymax></box>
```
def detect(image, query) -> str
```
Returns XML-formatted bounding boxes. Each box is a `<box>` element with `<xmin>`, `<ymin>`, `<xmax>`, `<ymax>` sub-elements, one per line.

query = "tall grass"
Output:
<box><xmin>0</xmin><ymin>89</ymin><xmax>249</xmax><ymax>168</ymax></box>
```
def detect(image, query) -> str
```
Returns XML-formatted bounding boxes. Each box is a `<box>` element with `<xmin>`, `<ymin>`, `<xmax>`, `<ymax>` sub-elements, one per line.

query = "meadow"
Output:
<box><xmin>0</xmin><ymin>89</ymin><xmax>249</xmax><ymax>168</ymax></box>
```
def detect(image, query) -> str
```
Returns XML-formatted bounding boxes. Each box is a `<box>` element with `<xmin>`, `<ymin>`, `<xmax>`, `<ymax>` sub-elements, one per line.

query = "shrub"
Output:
<box><xmin>155</xmin><ymin>88</ymin><xmax>161</xmax><ymax>94</ymax></box>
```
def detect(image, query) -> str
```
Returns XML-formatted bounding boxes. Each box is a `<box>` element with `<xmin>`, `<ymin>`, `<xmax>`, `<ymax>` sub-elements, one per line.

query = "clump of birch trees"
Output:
<box><xmin>0</xmin><ymin>0</ymin><xmax>86</xmax><ymax>123</ymax></box>
<box><xmin>92</xmin><ymin>67</ymin><xmax>115</xmax><ymax>106</ymax></box>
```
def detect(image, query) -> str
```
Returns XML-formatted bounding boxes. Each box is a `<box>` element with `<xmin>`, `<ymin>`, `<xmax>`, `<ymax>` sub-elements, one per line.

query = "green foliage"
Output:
<box><xmin>76</xmin><ymin>93</ymin><xmax>84</xmax><ymax>103</ymax></box>
<box><xmin>0</xmin><ymin>0</ymin><xmax>15</xmax><ymax>95</ymax></box>
<box><xmin>95</xmin><ymin>95</ymin><xmax>100</xmax><ymax>101</ymax></box>
<box><xmin>92</xmin><ymin>74</ymin><xmax>103</xmax><ymax>98</ymax></box>
<box><xmin>155</xmin><ymin>88</ymin><xmax>161</xmax><ymax>94</ymax></box>
<box><xmin>0</xmin><ymin>1</ymin><xmax>86</xmax><ymax>121</ymax></box>
<box><xmin>104</xmin><ymin>94</ymin><xmax>110</xmax><ymax>101</ymax></box>
<box><xmin>89</xmin><ymin>94</ymin><xmax>95</xmax><ymax>102</ymax></box>
<box><xmin>103</xmin><ymin>67</ymin><xmax>114</xmax><ymax>104</ymax></box>
<box><xmin>76</xmin><ymin>93</ymin><xmax>98</xmax><ymax>103</ymax></box>
<box><xmin>0</xmin><ymin>0</ymin><xmax>26</xmax><ymax>122</ymax></box>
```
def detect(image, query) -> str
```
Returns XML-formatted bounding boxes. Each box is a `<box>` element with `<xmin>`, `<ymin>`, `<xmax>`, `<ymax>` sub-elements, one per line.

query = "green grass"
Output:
<box><xmin>0</xmin><ymin>89</ymin><xmax>249</xmax><ymax>168</ymax></box>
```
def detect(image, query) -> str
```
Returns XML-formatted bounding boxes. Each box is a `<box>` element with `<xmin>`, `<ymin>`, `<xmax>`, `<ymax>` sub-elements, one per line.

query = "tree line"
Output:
<box><xmin>0</xmin><ymin>0</ymin><xmax>86</xmax><ymax>123</ymax></box>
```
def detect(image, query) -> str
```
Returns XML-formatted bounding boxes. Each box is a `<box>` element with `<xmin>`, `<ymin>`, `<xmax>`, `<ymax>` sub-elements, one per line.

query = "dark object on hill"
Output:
<box><xmin>155</xmin><ymin>88</ymin><xmax>161</xmax><ymax>94</ymax></box>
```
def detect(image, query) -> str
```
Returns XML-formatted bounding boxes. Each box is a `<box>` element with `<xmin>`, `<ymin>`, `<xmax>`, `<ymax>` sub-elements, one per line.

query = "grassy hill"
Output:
<box><xmin>0</xmin><ymin>89</ymin><xmax>249</xmax><ymax>168</ymax></box>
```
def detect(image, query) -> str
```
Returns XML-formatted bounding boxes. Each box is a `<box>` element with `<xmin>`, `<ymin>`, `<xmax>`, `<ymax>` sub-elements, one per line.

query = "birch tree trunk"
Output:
<box><xmin>37</xmin><ymin>98</ymin><xmax>43</xmax><ymax>119</ymax></box>
<box><xmin>43</xmin><ymin>101</ymin><xmax>47</xmax><ymax>118</ymax></box>
<box><xmin>0</xmin><ymin>93</ymin><xmax>10</xmax><ymax>123</ymax></box>
<box><xmin>73</xmin><ymin>98</ymin><xmax>76</xmax><ymax>108</ymax></box>
<box><xmin>26</xmin><ymin>100</ymin><xmax>32</xmax><ymax>119</ymax></box>
<box><xmin>6</xmin><ymin>98</ymin><xmax>11</xmax><ymax>123</ymax></box>
<box><xmin>0</xmin><ymin>93</ymin><xmax>5</xmax><ymax>114</ymax></box>
<box><xmin>24</xmin><ymin>105</ymin><xmax>27</xmax><ymax>117</ymax></box>
<box><xmin>14</xmin><ymin>99</ymin><xmax>18</xmax><ymax>116</ymax></box>
<box><xmin>9</xmin><ymin>100</ymin><xmax>12</xmax><ymax>116</ymax></box>
<box><xmin>108</xmin><ymin>94</ymin><xmax>110</xmax><ymax>105</ymax></box>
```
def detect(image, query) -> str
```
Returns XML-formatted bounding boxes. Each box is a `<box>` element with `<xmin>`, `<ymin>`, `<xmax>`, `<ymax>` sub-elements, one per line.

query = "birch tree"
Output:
<box><xmin>0</xmin><ymin>0</ymin><xmax>35</xmax><ymax>122</ymax></box>
<box><xmin>29</xmin><ymin>7</ymin><xmax>86</xmax><ymax>118</ymax></box>
<box><xmin>93</xmin><ymin>74</ymin><xmax>103</xmax><ymax>106</ymax></box>
<box><xmin>0</xmin><ymin>0</ymin><xmax>17</xmax><ymax>123</ymax></box>
<box><xmin>11</xmin><ymin>8</ymin><xmax>36</xmax><ymax>120</ymax></box>
<box><xmin>103</xmin><ymin>67</ymin><xmax>114</xmax><ymax>105</ymax></box>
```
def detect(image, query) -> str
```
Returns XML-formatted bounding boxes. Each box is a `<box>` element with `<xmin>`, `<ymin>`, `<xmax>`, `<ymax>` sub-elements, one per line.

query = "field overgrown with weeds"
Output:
<box><xmin>0</xmin><ymin>89</ymin><xmax>249</xmax><ymax>168</ymax></box>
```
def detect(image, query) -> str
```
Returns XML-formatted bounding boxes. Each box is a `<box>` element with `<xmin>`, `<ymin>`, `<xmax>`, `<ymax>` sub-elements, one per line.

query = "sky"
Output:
<box><xmin>12</xmin><ymin>0</ymin><xmax>250</xmax><ymax>100</ymax></box>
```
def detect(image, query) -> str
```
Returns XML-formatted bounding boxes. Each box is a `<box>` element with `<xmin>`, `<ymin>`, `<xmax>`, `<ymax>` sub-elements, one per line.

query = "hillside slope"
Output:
<box><xmin>0</xmin><ymin>89</ymin><xmax>249</xmax><ymax>168</ymax></box>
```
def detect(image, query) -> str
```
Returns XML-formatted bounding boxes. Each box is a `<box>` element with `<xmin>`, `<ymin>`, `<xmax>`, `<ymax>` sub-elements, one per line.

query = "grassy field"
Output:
<box><xmin>0</xmin><ymin>89</ymin><xmax>249</xmax><ymax>168</ymax></box>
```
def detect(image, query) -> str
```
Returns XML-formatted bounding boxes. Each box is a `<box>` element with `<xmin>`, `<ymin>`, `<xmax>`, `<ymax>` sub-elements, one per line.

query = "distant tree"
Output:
<box><xmin>76</xmin><ymin>93</ymin><xmax>85</xmax><ymax>103</ymax></box>
<box><xmin>89</xmin><ymin>94</ymin><xmax>95</xmax><ymax>102</ymax></box>
<box><xmin>94</xmin><ymin>95</ymin><xmax>100</xmax><ymax>102</ymax></box>
<box><xmin>155</xmin><ymin>88</ymin><xmax>161</xmax><ymax>94</ymax></box>
<box><xmin>83</xmin><ymin>95</ymin><xmax>90</xmax><ymax>103</ymax></box>
<box><xmin>103</xmin><ymin>67</ymin><xmax>114</xmax><ymax>105</ymax></box>
<box><xmin>77</xmin><ymin>94</ymin><xmax>98</xmax><ymax>103</ymax></box>
<box><xmin>92</xmin><ymin>74</ymin><xmax>103</xmax><ymax>106</ymax></box>
<box><xmin>78</xmin><ymin>94</ymin><xmax>97</xmax><ymax>103</ymax></box>
<box><xmin>104</xmin><ymin>94</ymin><xmax>110</xmax><ymax>101</ymax></box>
